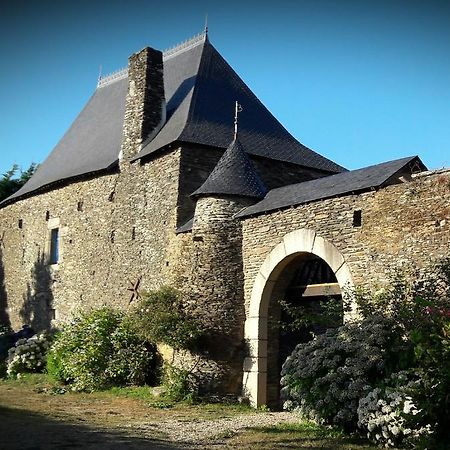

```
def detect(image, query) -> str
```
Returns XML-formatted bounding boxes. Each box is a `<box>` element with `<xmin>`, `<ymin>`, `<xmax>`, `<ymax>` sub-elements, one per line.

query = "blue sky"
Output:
<box><xmin>1</xmin><ymin>0</ymin><xmax>449</xmax><ymax>176</ymax></box>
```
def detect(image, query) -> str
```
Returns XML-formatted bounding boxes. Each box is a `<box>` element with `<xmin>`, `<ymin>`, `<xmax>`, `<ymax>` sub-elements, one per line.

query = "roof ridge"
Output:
<box><xmin>97</xmin><ymin>32</ymin><xmax>207</xmax><ymax>89</ymax></box>
<box><xmin>163</xmin><ymin>31</ymin><xmax>207</xmax><ymax>61</ymax></box>
<box><xmin>97</xmin><ymin>67</ymin><xmax>128</xmax><ymax>89</ymax></box>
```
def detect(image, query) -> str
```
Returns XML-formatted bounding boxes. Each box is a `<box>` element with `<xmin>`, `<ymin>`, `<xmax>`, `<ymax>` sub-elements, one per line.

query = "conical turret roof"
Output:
<box><xmin>192</xmin><ymin>138</ymin><xmax>268</xmax><ymax>199</ymax></box>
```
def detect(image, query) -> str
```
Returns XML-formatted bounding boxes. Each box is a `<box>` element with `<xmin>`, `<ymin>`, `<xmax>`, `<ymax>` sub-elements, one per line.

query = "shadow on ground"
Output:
<box><xmin>0</xmin><ymin>405</ymin><xmax>183</xmax><ymax>450</ymax></box>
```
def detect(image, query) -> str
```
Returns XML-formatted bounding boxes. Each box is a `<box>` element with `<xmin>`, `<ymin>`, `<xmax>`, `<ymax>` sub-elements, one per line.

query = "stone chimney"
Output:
<box><xmin>120</xmin><ymin>47</ymin><xmax>166</xmax><ymax>168</ymax></box>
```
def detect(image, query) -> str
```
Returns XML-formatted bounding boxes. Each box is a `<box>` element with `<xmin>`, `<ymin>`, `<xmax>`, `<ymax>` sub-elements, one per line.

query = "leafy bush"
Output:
<box><xmin>47</xmin><ymin>308</ymin><xmax>154</xmax><ymax>391</ymax></box>
<box><xmin>281</xmin><ymin>315</ymin><xmax>405</xmax><ymax>429</ymax></box>
<box><xmin>281</xmin><ymin>258</ymin><xmax>450</xmax><ymax>447</ymax></box>
<box><xmin>351</xmin><ymin>259</ymin><xmax>450</xmax><ymax>443</ymax></box>
<box><xmin>162</xmin><ymin>364</ymin><xmax>199</xmax><ymax>403</ymax></box>
<box><xmin>7</xmin><ymin>333</ymin><xmax>51</xmax><ymax>378</ymax></box>
<box><xmin>130</xmin><ymin>286</ymin><xmax>204</xmax><ymax>351</ymax></box>
<box><xmin>0</xmin><ymin>325</ymin><xmax>14</xmax><ymax>377</ymax></box>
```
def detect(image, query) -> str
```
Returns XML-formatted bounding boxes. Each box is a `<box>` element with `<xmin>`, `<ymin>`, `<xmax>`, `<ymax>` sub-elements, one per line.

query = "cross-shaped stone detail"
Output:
<box><xmin>127</xmin><ymin>276</ymin><xmax>142</xmax><ymax>304</ymax></box>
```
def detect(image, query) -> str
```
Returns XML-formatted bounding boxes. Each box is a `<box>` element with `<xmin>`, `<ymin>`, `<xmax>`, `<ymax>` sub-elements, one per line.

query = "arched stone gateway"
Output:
<box><xmin>242</xmin><ymin>228</ymin><xmax>354</xmax><ymax>407</ymax></box>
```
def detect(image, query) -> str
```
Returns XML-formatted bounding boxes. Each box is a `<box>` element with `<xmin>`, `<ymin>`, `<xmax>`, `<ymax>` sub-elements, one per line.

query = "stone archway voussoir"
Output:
<box><xmin>312</xmin><ymin>234</ymin><xmax>345</xmax><ymax>273</ymax></box>
<box><xmin>259</xmin><ymin>241</ymin><xmax>287</xmax><ymax>280</ymax></box>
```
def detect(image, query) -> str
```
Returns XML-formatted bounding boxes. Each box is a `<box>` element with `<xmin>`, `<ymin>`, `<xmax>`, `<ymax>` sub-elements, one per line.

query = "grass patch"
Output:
<box><xmin>257</xmin><ymin>421</ymin><xmax>345</xmax><ymax>438</ymax></box>
<box><xmin>0</xmin><ymin>372</ymin><xmax>57</xmax><ymax>387</ymax></box>
<box><xmin>102</xmin><ymin>385</ymin><xmax>156</xmax><ymax>402</ymax></box>
<box><xmin>0</xmin><ymin>376</ymin><xmax>380</xmax><ymax>449</ymax></box>
<box><xmin>225</xmin><ymin>420</ymin><xmax>379</xmax><ymax>449</ymax></box>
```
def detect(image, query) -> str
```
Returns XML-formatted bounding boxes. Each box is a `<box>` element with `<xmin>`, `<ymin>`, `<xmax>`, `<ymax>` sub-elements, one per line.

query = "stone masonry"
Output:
<box><xmin>0</xmin><ymin>34</ymin><xmax>449</xmax><ymax>405</ymax></box>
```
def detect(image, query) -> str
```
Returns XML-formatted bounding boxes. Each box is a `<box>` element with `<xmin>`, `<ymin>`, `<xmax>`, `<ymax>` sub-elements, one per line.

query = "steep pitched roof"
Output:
<box><xmin>135</xmin><ymin>35</ymin><xmax>345</xmax><ymax>175</ymax></box>
<box><xmin>237</xmin><ymin>156</ymin><xmax>426</xmax><ymax>218</ymax></box>
<box><xmin>3</xmin><ymin>32</ymin><xmax>344</xmax><ymax>206</ymax></box>
<box><xmin>3</xmin><ymin>77</ymin><xmax>128</xmax><ymax>204</ymax></box>
<box><xmin>192</xmin><ymin>138</ymin><xmax>268</xmax><ymax>199</ymax></box>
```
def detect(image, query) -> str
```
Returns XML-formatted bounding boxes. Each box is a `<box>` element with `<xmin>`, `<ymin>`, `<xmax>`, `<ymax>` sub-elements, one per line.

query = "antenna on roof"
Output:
<box><xmin>204</xmin><ymin>13</ymin><xmax>208</xmax><ymax>35</ymax></box>
<box><xmin>234</xmin><ymin>101</ymin><xmax>243</xmax><ymax>140</ymax></box>
<box><xmin>97</xmin><ymin>65</ymin><xmax>103</xmax><ymax>84</ymax></box>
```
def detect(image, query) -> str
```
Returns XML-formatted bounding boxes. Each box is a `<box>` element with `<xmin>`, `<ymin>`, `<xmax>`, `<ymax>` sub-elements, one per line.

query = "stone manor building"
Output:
<box><xmin>0</xmin><ymin>32</ymin><xmax>449</xmax><ymax>406</ymax></box>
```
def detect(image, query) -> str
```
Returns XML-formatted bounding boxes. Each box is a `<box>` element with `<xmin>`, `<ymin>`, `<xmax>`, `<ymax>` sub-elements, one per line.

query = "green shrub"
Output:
<box><xmin>162</xmin><ymin>364</ymin><xmax>199</xmax><ymax>403</ymax></box>
<box><xmin>281</xmin><ymin>258</ymin><xmax>450</xmax><ymax>447</ymax></box>
<box><xmin>130</xmin><ymin>286</ymin><xmax>204</xmax><ymax>351</ymax></box>
<box><xmin>47</xmin><ymin>308</ymin><xmax>154</xmax><ymax>391</ymax></box>
<box><xmin>0</xmin><ymin>325</ymin><xmax>14</xmax><ymax>377</ymax></box>
<box><xmin>357</xmin><ymin>371</ymin><xmax>433</xmax><ymax>449</ymax></box>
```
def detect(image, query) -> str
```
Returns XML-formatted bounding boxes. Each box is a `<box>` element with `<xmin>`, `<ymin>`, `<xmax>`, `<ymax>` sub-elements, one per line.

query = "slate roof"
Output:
<box><xmin>3</xmin><ymin>77</ymin><xmax>128</xmax><ymax>204</ymax></box>
<box><xmin>192</xmin><ymin>138</ymin><xmax>268</xmax><ymax>199</ymax></box>
<box><xmin>3</xmin><ymin>32</ymin><xmax>344</xmax><ymax>206</ymax></box>
<box><xmin>176</xmin><ymin>217</ymin><xmax>194</xmax><ymax>234</ymax></box>
<box><xmin>237</xmin><ymin>156</ymin><xmax>426</xmax><ymax>218</ymax></box>
<box><xmin>134</xmin><ymin>35</ymin><xmax>346</xmax><ymax>176</ymax></box>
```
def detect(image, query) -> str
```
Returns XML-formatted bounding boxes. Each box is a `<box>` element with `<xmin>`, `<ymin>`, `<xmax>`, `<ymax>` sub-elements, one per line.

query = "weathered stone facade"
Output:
<box><xmin>0</xmin><ymin>149</ymin><xmax>182</xmax><ymax>331</ymax></box>
<box><xmin>0</xmin><ymin>33</ymin><xmax>448</xmax><ymax>406</ymax></box>
<box><xmin>240</xmin><ymin>169</ymin><xmax>450</xmax><ymax>406</ymax></box>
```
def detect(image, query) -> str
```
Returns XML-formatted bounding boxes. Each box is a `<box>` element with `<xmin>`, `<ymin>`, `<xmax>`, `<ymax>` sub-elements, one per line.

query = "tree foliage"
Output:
<box><xmin>130</xmin><ymin>286</ymin><xmax>204</xmax><ymax>351</ymax></box>
<box><xmin>0</xmin><ymin>163</ymin><xmax>37</xmax><ymax>202</ymax></box>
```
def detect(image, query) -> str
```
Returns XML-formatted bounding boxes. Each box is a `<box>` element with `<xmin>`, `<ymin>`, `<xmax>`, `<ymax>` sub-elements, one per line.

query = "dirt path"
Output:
<box><xmin>0</xmin><ymin>381</ymin><xmax>298</xmax><ymax>449</ymax></box>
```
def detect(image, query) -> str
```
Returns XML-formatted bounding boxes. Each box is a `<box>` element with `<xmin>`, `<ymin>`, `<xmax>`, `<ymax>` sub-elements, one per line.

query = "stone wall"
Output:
<box><xmin>242</xmin><ymin>169</ymin><xmax>450</xmax><ymax>312</ymax></box>
<box><xmin>0</xmin><ymin>149</ymin><xmax>182</xmax><ymax>331</ymax></box>
<box><xmin>186</xmin><ymin>195</ymin><xmax>254</xmax><ymax>394</ymax></box>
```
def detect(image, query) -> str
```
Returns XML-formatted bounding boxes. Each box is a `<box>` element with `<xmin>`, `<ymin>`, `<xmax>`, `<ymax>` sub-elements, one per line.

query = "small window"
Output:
<box><xmin>45</xmin><ymin>211</ymin><xmax>50</xmax><ymax>221</ymax></box>
<box><xmin>49</xmin><ymin>228</ymin><xmax>59</xmax><ymax>264</ymax></box>
<box><xmin>18</xmin><ymin>219</ymin><xmax>23</xmax><ymax>229</ymax></box>
<box><xmin>77</xmin><ymin>201</ymin><xmax>83</xmax><ymax>212</ymax></box>
<box><xmin>352</xmin><ymin>210</ymin><xmax>362</xmax><ymax>227</ymax></box>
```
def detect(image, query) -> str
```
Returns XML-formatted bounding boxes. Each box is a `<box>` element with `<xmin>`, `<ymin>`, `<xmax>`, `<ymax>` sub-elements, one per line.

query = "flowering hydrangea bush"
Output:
<box><xmin>47</xmin><ymin>308</ymin><xmax>154</xmax><ymax>391</ymax></box>
<box><xmin>281</xmin><ymin>315</ymin><xmax>405</xmax><ymax>429</ymax></box>
<box><xmin>7</xmin><ymin>333</ymin><xmax>51</xmax><ymax>378</ymax></box>
<box><xmin>357</xmin><ymin>372</ymin><xmax>433</xmax><ymax>448</ymax></box>
<box><xmin>281</xmin><ymin>258</ymin><xmax>450</xmax><ymax>448</ymax></box>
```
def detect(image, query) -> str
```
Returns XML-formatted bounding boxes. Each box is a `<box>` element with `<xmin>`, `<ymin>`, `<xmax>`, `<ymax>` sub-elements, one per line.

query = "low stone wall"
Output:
<box><xmin>242</xmin><ymin>168</ymin><xmax>450</xmax><ymax>313</ymax></box>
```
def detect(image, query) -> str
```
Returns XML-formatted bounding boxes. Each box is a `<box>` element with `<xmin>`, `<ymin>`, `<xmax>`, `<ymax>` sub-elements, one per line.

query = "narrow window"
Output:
<box><xmin>352</xmin><ymin>210</ymin><xmax>362</xmax><ymax>227</ymax></box>
<box><xmin>50</xmin><ymin>228</ymin><xmax>59</xmax><ymax>264</ymax></box>
<box><xmin>77</xmin><ymin>201</ymin><xmax>83</xmax><ymax>212</ymax></box>
<box><xmin>18</xmin><ymin>219</ymin><xmax>23</xmax><ymax>229</ymax></box>
<box><xmin>45</xmin><ymin>211</ymin><xmax>50</xmax><ymax>221</ymax></box>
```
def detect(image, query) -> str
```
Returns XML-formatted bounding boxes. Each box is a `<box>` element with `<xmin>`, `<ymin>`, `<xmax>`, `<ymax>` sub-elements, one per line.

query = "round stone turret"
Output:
<box><xmin>187</xmin><ymin>138</ymin><xmax>267</xmax><ymax>396</ymax></box>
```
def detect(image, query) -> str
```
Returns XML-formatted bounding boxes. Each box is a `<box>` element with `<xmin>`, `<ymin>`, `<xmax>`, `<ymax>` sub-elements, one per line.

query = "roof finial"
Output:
<box><xmin>97</xmin><ymin>65</ymin><xmax>103</xmax><ymax>84</ymax></box>
<box><xmin>204</xmin><ymin>13</ymin><xmax>208</xmax><ymax>35</ymax></box>
<box><xmin>234</xmin><ymin>101</ymin><xmax>243</xmax><ymax>140</ymax></box>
